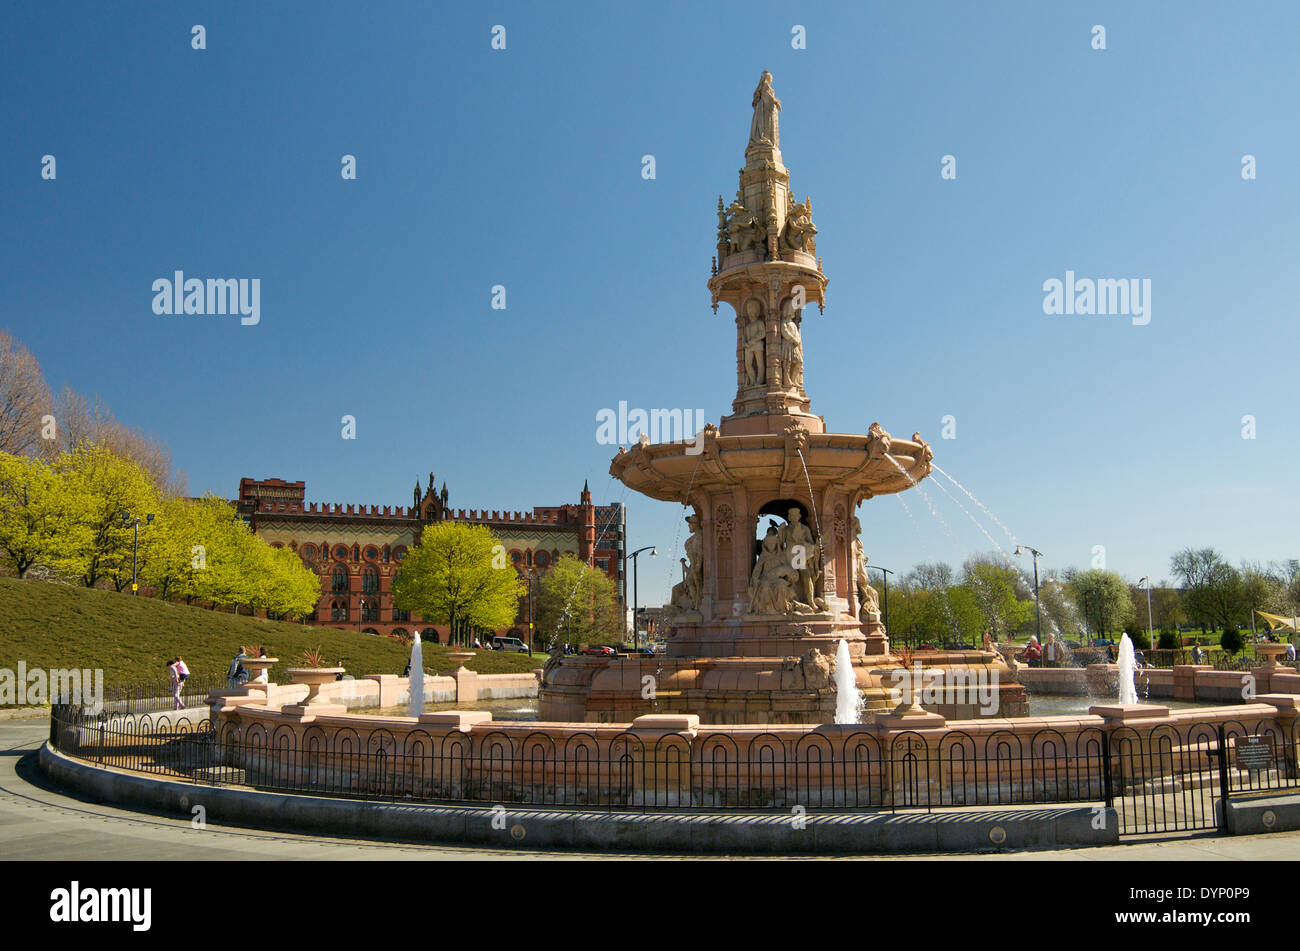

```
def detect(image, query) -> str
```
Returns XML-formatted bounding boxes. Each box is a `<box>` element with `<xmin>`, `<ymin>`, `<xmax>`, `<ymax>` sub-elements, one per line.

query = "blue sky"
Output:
<box><xmin>3</xmin><ymin>1</ymin><xmax>1297</xmax><ymax>606</ymax></box>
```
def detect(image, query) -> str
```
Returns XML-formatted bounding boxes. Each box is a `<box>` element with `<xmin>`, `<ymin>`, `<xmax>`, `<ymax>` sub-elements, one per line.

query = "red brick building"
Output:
<box><xmin>236</xmin><ymin>474</ymin><xmax>625</xmax><ymax>645</ymax></box>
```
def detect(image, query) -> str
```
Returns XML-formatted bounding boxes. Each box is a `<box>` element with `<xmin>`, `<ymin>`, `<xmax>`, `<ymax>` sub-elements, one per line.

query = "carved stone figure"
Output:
<box><xmin>782</xmin><ymin>199</ymin><xmax>817</xmax><ymax>252</ymax></box>
<box><xmin>748</xmin><ymin>526</ymin><xmax>801</xmax><ymax>614</ymax></box>
<box><xmin>682</xmin><ymin>513</ymin><xmax>703</xmax><ymax>607</ymax></box>
<box><xmin>780</xmin><ymin>506</ymin><xmax>823</xmax><ymax>612</ymax></box>
<box><xmin>799</xmin><ymin>648</ymin><xmax>834</xmax><ymax>691</ymax></box>
<box><xmin>725</xmin><ymin>200</ymin><xmax>763</xmax><ymax>255</ymax></box>
<box><xmin>665</xmin><ymin>515</ymin><xmax>705</xmax><ymax>616</ymax></box>
<box><xmin>779</xmin><ymin>299</ymin><xmax>803</xmax><ymax>388</ymax></box>
<box><xmin>851</xmin><ymin>516</ymin><xmax>880</xmax><ymax>620</ymax></box>
<box><xmin>749</xmin><ymin>70</ymin><xmax>782</xmax><ymax>147</ymax></box>
<box><xmin>742</xmin><ymin>299</ymin><xmax>766</xmax><ymax>386</ymax></box>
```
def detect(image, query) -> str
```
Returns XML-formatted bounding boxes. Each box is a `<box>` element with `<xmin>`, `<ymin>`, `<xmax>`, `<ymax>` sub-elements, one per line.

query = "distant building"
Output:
<box><xmin>236</xmin><ymin>474</ymin><xmax>623</xmax><ymax>644</ymax></box>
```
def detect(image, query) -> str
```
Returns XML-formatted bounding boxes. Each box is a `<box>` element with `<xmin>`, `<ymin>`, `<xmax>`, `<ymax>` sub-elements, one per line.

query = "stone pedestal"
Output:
<box><xmin>418</xmin><ymin>711</ymin><xmax>493</xmax><ymax>730</ymax></box>
<box><xmin>279</xmin><ymin>703</ymin><xmax>347</xmax><ymax>719</ymax></box>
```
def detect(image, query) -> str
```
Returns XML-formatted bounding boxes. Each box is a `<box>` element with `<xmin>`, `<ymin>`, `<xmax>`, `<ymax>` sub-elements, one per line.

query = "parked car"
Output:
<box><xmin>580</xmin><ymin>645</ymin><xmax>617</xmax><ymax>656</ymax></box>
<box><xmin>491</xmin><ymin>636</ymin><xmax>530</xmax><ymax>653</ymax></box>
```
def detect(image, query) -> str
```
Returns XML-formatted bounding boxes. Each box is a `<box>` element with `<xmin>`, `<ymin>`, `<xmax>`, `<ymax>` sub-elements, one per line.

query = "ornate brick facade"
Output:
<box><xmin>235</xmin><ymin>474</ymin><xmax>624</xmax><ymax>645</ymax></box>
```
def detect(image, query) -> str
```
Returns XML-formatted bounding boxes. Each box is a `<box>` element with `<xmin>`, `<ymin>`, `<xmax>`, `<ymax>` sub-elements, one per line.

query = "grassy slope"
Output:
<box><xmin>0</xmin><ymin>576</ymin><xmax>544</xmax><ymax>688</ymax></box>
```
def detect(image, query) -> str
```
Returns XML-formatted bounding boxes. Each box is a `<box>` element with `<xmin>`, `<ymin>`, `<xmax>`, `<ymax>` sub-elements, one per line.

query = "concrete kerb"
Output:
<box><xmin>1224</xmin><ymin>794</ymin><xmax>1300</xmax><ymax>836</ymax></box>
<box><xmin>38</xmin><ymin>741</ymin><xmax>1119</xmax><ymax>854</ymax></box>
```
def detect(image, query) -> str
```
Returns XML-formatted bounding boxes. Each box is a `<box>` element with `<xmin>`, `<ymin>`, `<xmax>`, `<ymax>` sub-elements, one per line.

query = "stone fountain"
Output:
<box><xmin>540</xmin><ymin>71</ymin><xmax>1025</xmax><ymax>724</ymax></box>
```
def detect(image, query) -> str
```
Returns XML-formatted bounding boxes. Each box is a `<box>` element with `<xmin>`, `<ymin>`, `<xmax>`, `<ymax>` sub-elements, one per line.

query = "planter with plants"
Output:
<box><xmin>284</xmin><ymin>647</ymin><xmax>345</xmax><ymax>704</ymax></box>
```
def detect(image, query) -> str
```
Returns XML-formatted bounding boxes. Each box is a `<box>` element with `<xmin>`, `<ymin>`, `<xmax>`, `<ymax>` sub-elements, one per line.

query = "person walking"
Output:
<box><xmin>167</xmin><ymin>659</ymin><xmax>183</xmax><ymax>710</ymax></box>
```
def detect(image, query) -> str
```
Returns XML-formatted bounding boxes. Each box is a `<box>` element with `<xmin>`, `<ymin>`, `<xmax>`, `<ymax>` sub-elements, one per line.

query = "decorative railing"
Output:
<box><xmin>46</xmin><ymin>703</ymin><xmax>1299</xmax><ymax>835</ymax></box>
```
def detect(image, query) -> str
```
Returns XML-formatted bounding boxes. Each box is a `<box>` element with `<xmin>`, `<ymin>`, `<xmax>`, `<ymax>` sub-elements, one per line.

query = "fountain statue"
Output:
<box><xmin>539</xmin><ymin>72</ymin><xmax>1027</xmax><ymax>724</ymax></box>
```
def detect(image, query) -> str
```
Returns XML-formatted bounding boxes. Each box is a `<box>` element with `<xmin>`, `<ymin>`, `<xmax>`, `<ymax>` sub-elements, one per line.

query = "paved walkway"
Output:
<box><xmin>3</xmin><ymin>722</ymin><xmax>1297</xmax><ymax>860</ymax></box>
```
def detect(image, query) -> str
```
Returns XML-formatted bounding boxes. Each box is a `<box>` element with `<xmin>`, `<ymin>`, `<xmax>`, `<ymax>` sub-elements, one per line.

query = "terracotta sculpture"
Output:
<box><xmin>748</xmin><ymin>527</ymin><xmax>801</xmax><ymax>614</ymax></box>
<box><xmin>779</xmin><ymin>299</ymin><xmax>803</xmax><ymax>388</ymax></box>
<box><xmin>782</xmin><ymin>199</ymin><xmax>817</xmax><ymax>252</ymax></box>
<box><xmin>852</xmin><ymin>517</ymin><xmax>880</xmax><ymax>620</ymax></box>
<box><xmin>749</xmin><ymin>70</ymin><xmax>781</xmax><ymax>147</ymax></box>
<box><xmin>779</xmin><ymin>506</ymin><xmax>823</xmax><ymax>611</ymax></box>
<box><xmin>725</xmin><ymin>200</ymin><xmax>763</xmax><ymax>255</ymax></box>
<box><xmin>742</xmin><ymin>300</ymin><xmax>766</xmax><ymax>386</ymax></box>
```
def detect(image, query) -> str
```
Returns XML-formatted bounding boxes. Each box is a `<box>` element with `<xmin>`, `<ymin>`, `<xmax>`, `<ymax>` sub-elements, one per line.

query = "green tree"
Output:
<box><xmin>535</xmin><ymin>552</ymin><xmax>622</xmax><ymax>648</ymax></box>
<box><xmin>1171</xmin><ymin>547</ymin><xmax>1248</xmax><ymax>633</ymax></box>
<box><xmin>49</xmin><ymin>443</ymin><xmax>159</xmax><ymax>587</ymax></box>
<box><xmin>0</xmin><ymin>451</ymin><xmax>62</xmax><ymax>577</ymax></box>
<box><xmin>1067</xmin><ymin>569</ymin><xmax>1134</xmax><ymax>636</ymax></box>
<box><xmin>959</xmin><ymin>557</ymin><xmax>1030</xmax><ymax>639</ymax></box>
<box><xmin>259</xmin><ymin>544</ymin><xmax>322</xmax><ymax>620</ymax></box>
<box><xmin>1220</xmin><ymin>626</ymin><xmax>1244</xmax><ymax>655</ymax></box>
<box><xmin>392</xmin><ymin>522</ymin><xmax>522</xmax><ymax>645</ymax></box>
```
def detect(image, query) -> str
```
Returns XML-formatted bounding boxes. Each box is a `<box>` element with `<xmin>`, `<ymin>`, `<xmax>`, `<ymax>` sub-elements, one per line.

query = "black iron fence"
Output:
<box><xmin>85</xmin><ymin>674</ymin><xmax>228</xmax><ymax>717</ymax></box>
<box><xmin>46</xmin><ymin>703</ymin><xmax>1299</xmax><ymax>836</ymax></box>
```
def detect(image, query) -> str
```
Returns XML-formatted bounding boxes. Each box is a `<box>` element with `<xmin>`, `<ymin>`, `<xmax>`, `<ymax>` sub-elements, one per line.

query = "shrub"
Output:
<box><xmin>1220</xmin><ymin>627</ymin><xmax>1244</xmax><ymax>655</ymax></box>
<box><xmin>1127</xmin><ymin>629</ymin><xmax>1151</xmax><ymax>650</ymax></box>
<box><xmin>1157</xmin><ymin>630</ymin><xmax>1181</xmax><ymax>651</ymax></box>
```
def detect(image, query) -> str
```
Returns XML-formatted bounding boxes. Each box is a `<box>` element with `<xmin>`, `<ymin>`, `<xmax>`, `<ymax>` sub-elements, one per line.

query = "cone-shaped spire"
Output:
<box><xmin>707</xmin><ymin>72</ymin><xmax>828</xmax><ymax>437</ymax></box>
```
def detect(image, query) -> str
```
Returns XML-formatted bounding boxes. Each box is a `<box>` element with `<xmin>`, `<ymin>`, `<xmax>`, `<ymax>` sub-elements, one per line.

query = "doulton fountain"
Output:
<box><xmin>541</xmin><ymin>72</ymin><xmax>1026</xmax><ymax>724</ymax></box>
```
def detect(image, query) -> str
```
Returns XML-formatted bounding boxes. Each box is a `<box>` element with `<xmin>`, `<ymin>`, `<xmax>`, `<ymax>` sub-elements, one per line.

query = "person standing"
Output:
<box><xmin>227</xmin><ymin>646</ymin><xmax>248</xmax><ymax>688</ymax></box>
<box><xmin>1023</xmin><ymin>636</ymin><xmax>1042</xmax><ymax>668</ymax></box>
<box><xmin>1044</xmin><ymin>633</ymin><xmax>1063</xmax><ymax>668</ymax></box>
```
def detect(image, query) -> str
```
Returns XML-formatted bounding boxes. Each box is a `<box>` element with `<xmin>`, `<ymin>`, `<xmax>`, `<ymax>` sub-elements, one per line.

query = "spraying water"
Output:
<box><xmin>1117</xmin><ymin>633</ymin><xmax>1138</xmax><ymax>705</ymax></box>
<box><xmin>834</xmin><ymin>638</ymin><xmax>861</xmax><ymax>724</ymax></box>
<box><xmin>407</xmin><ymin>632</ymin><xmax>424</xmax><ymax>718</ymax></box>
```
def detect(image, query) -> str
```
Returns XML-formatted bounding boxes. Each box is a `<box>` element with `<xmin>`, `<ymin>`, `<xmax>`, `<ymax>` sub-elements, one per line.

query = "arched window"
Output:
<box><xmin>352</xmin><ymin>544</ymin><xmax>361</xmax><ymax>562</ymax></box>
<box><xmin>393</xmin><ymin>606</ymin><xmax>410</xmax><ymax>623</ymax></box>
<box><xmin>361</xmin><ymin>600</ymin><xmax>378</xmax><ymax>622</ymax></box>
<box><xmin>363</xmin><ymin>546</ymin><xmax>378</xmax><ymax>562</ymax></box>
<box><xmin>362</xmin><ymin>565</ymin><xmax>379</xmax><ymax>594</ymax></box>
<box><xmin>330</xmin><ymin>600</ymin><xmax>347</xmax><ymax>622</ymax></box>
<box><xmin>331</xmin><ymin>566</ymin><xmax>348</xmax><ymax>593</ymax></box>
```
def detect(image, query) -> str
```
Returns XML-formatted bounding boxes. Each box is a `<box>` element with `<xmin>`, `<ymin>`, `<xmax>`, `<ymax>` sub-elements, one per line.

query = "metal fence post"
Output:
<box><xmin>1101</xmin><ymin>729</ymin><xmax>1113</xmax><ymax>807</ymax></box>
<box><xmin>1215</xmin><ymin>723</ymin><xmax>1231</xmax><ymax>833</ymax></box>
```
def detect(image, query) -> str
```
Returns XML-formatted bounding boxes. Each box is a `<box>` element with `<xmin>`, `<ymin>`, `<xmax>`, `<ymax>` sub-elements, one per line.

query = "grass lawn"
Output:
<box><xmin>0</xmin><ymin>576</ymin><xmax>545</xmax><ymax>690</ymax></box>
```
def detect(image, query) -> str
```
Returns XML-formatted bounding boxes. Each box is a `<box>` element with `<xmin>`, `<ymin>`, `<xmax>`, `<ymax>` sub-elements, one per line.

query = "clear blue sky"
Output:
<box><xmin>3</xmin><ymin>1</ymin><xmax>1297</xmax><ymax>607</ymax></box>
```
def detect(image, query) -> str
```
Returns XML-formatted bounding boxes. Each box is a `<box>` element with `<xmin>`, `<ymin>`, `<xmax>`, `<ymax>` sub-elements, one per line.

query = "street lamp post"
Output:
<box><xmin>628</xmin><ymin>546</ymin><xmax>657</xmax><ymax>650</ymax></box>
<box><xmin>1138</xmin><ymin>576</ymin><xmax>1154</xmax><ymax>646</ymax></box>
<box><xmin>873</xmin><ymin>566</ymin><xmax>894</xmax><ymax>633</ymax></box>
<box><xmin>526</xmin><ymin>572</ymin><xmax>535</xmax><ymax>656</ymax></box>
<box><xmin>1015</xmin><ymin>545</ymin><xmax>1043</xmax><ymax>643</ymax></box>
<box><xmin>121</xmin><ymin>512</ymin><xmax>154</xmax><ymax>595</ymax></box>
